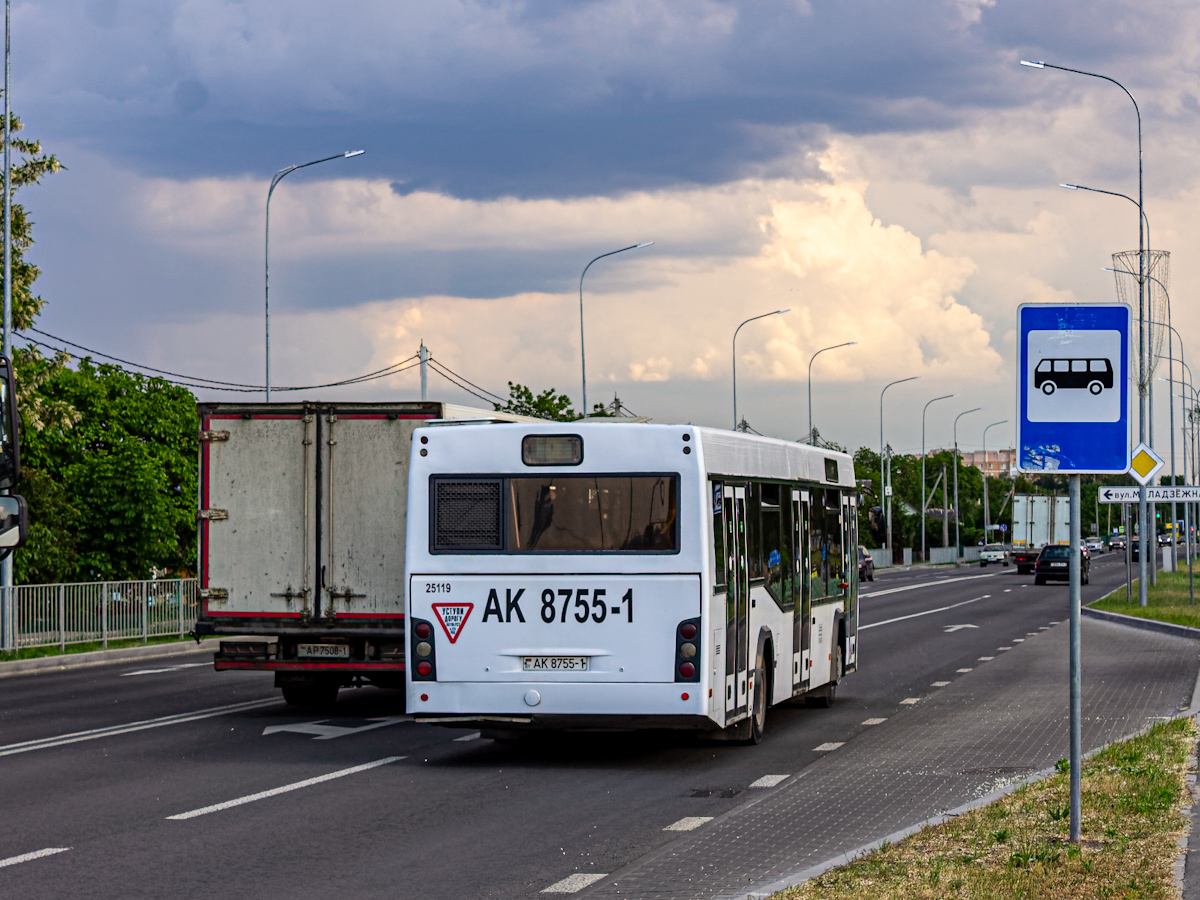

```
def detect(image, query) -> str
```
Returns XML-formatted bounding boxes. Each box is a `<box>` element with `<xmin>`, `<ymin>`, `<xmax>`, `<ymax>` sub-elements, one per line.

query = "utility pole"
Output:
<box><xmin>419</xmin><ymin>342</ymin><xmax>428</xmax><ymax>401</ymax></box>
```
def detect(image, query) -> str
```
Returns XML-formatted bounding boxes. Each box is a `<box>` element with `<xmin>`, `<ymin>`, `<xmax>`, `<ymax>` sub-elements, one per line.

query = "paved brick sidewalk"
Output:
<box><xmin>583</xmin><ymin>618</ymin><xmax>1199</xmax><ymax>900</ymax></box>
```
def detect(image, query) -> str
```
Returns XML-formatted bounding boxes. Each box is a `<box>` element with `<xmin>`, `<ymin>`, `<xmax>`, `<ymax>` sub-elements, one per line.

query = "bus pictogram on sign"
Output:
<box><xmin>432</xmin><ymin>603</ymin><xmax>474</xmax><ymax>643</ymax></box>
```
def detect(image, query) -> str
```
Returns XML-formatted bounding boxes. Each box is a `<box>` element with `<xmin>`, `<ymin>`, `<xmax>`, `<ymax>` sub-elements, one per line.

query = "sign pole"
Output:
<box><xmin>1068</xmin><ymin>474</ymin><xmax>1082</xmax><ymax>842</ymax></box>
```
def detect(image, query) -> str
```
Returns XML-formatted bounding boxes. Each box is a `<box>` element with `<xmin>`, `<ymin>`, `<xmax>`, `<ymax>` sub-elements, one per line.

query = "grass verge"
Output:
<box><xmin>773</xmin><ymin>716</ymin><xmax>1196</xmax><ymax>900</ymax></box>
<box><xmin>0</xmin><ymin>633</ymin><xmax>197</xmax><ymax>663</ymax></box>
<box><xmin>1091</xmin><ymin>569</ymin><xmax>1200</xmax><ymax>630</ymax></box>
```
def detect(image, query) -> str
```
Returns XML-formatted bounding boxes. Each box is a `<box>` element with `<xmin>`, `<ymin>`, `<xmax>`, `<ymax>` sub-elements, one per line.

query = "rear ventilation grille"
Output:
<box><xmin>435</xmin><ymin>481</ymin><xmax>502</xmax><ymax>550</ymax></box>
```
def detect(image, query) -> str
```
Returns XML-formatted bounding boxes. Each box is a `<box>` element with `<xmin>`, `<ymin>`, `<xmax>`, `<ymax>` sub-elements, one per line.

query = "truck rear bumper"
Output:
<box><xmin>214</xmin><ymin>659</ymin><xmax>406</xmax><ymax>672</ymax></box>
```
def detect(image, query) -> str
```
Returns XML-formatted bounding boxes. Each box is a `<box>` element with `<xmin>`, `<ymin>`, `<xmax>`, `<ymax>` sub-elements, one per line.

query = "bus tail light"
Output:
<box><xmin>410</xmin><ymin>617</ymin><xmax>437</xmax><ymax>681</ymax></box>
<box><xmin>675</xmin><ymin>617</ymin><xmax>701</xmax><ymax>683</ymax></box>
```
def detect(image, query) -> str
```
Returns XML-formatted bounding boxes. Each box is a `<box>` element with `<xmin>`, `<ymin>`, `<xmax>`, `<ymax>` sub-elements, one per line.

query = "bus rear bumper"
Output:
<box><xmin>409</xmin><ymin>681</ymin><xmax>715</xmax><ymax>728</ymax></box>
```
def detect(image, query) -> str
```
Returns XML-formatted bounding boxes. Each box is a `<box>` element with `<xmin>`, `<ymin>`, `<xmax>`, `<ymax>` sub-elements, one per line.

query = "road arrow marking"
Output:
<box><xmin>262</xmin><ymin>716</ymin><xmax>408</xmax><ymax>740</ymax></box>
<box><xmin>943</xmin><ymin>624</ymin><xmax>979</xmax><ymax>633</ymax></box>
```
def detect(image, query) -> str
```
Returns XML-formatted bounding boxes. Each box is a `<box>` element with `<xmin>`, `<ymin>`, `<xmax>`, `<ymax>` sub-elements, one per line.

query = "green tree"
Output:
<box><xmin>495</xmin><ymin>382</ymin><xmax>579</xmax><ymax>421</ymax></box>
<box><xmin>18</xmin><ymin>358</ymin><xmax>197</xmax><ymax>582</ymax></box>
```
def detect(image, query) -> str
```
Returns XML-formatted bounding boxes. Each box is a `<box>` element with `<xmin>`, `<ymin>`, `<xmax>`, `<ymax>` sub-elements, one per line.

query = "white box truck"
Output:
<box><xmin>194</xmin><ymin>400</ymin><xmax>535</xmax><ymax>707</ymax></box>
<box><xmin>1010</xmin><ymin>494</ymin><xmax>1070</xmax><ymax>574</ymax></box>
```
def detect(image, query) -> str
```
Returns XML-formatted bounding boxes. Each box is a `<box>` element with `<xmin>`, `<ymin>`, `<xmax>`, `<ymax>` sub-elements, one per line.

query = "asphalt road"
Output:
<box><xmin>0</xmin><ymin>551</ymin><xmax>1164</xmax><ymax>898</ymax></box>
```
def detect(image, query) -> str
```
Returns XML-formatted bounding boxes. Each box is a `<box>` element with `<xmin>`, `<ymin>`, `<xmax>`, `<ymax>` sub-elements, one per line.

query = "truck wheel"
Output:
<box><xmin>980</xmin><ymin>561</ymin><xmax>987</xmax><ymax>568</ymax></box>
<box><xmin>282</xmin><ymin>682</ymin><xmax>339</xmax><ymax>710</ymax></box>
<box><xmin>806</xmin><ymin>645</ymin><xmax>842</xmax><ymax>709</ymax></box>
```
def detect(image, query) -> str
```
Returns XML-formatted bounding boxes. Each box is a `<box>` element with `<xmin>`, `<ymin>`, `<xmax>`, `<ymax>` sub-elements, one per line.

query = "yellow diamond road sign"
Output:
<box><xmin>1129</xmin><ymin>442</ymin><xmax>1164</xmax><ymax>485</ymax></box>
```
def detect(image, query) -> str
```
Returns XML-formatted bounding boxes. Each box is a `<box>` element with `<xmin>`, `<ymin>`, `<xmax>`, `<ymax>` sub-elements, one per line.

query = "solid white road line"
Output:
<box><xmin>542</xmin><ymin>873</ymin><xmax>608</xmax><ymax>893</ymax></box>
<box><xmin>749</xmin><ymin>774</ymin><xmax>790</xmax><ymax>788</ymax></box>
<box><xmin>860</xmin><ymin>571</ymin><xmax>999</xmax><ymax>599</ymax></box>
<box><xmin>861</xmin><ymin>717</ymin><xmax>888</xmax><ymax>725</ymax></box>
<box><xmin>0</xmin><ymin>698</ymin><xmax>279</xmax><ymax>758</ymax></box>
<box><xmin>813</xmin><ymin>742</ymin><xmax>844</xmax><ymax>751</ymax></box>
<box><xmin>167</xmin><ymin>756</ymin><xmax>403</xmax><ymax>820</ymax></box>
<box><xmin>0</xmin><ymin>847</ymin><xmax>70</xmax><ymax>868</ymax></box>
<box><xmin>860</xmin><ymin>595</ymin><xmax>990</xmax><ymax>630</ymax></box>
<box><xmin>120</xmin><ymin>663</ymin><xmax>210</xmax><ymax>677</ymax></box>
<box><xmin>664</xmin><ymin>817</ymin><xmax>714</xmax><ymax>832</ymax></box>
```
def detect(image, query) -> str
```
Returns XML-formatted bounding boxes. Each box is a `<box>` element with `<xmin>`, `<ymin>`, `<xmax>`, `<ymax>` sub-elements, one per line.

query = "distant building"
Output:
<box><xmin>958</xmin><ymin>449</ymin><xmax>1016</xmax><ymax>477</ymax></box>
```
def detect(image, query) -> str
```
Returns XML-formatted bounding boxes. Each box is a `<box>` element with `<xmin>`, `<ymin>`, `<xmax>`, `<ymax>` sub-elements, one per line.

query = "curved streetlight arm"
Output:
<box><xmin>981</xmin><ymin>419</ymin><xmax>1010</xmax><ymax>537</ymax></box>
<box><xmin>579</xmin><ymin>242</ymin><xmax>653</xmax><ymax>418</ymax></box>
<box><xmin>807</xmin><ymin>341</ymin><xmax>857</xmax><ymax>444</ymax></box>
<box><xmin>731</xmin><ymin>308</ymin><xmax>789</xmax><ymax>431</ymax></box>
<box><xmin>952</xmin><ymin>407</ymin><xmax>982</xmax><ymax>553</ymax></box>
<box><xmin>265</xmin><ymin>149</ymin><xmax>366</xmax><ymax>401</ymax></box>
<box><xmin>879</xmin><ymin>376</ymin><xmax>918</xmax><ymax>550</ymax></box>
<box><xmin>920</xmin><ymin>394</ymin><xmax>956</xmax><ymax>557</ymax></box>
<box><xmin>1061</xmin><ymin>184</ymin><xmax>1150</xmax><ymax>248</ymax></box>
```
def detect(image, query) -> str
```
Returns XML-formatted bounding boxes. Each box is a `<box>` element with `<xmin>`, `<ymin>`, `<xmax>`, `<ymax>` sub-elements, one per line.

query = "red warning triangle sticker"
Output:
<box><xmin>431</xmin><ymin>602</ymin><xmax>474</xmax><ymax>644</ymax></box>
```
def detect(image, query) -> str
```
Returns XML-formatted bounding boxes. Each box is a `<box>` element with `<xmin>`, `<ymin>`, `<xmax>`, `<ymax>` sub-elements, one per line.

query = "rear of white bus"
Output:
<box><xmin>405</xmin><ymin>423</ymin><xmax>713</xmax><ymax>730</ymax></box>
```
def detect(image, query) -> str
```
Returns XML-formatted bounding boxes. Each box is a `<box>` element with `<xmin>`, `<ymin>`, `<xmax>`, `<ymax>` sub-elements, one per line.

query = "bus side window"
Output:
<box><xmin>760</xmin><ymin>483</ymin><xmax>787</xmax><ymax>608</ymax></box>
<box><xmin>746</xmin><ymin>483</ymin><xmax>763</xmax><ymax>585</ymax></box>
<box><xmin>810</xmin><ymin>491</ymin><xmax>828</xmax><ymax>599</ymax></box>
<box><xmin>825</xmin><ymin>489</ymin><xmax>844</xmax><ymax>590</ymax></box>
<box><xmin>712</xmin><ymin>482</ymin><xmax>727</xmax><ymax>592</ymax></box>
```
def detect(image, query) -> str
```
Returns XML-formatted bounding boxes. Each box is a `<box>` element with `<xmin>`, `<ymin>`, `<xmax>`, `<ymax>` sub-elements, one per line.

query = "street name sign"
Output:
<box><xmin>1017</xmin><ymin>303</ymin><xmax>1131</xmax><ymax>475</ymax></box>
<box><xmin>1099</xmin><ymin>485</ymin><xmax>1200</xmax><ymax>503</ymax></box>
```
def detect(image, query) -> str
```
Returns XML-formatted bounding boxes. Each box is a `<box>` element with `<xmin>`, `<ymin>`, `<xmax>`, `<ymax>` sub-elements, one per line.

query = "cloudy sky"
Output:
<box><xmin>12</xmin><ymin>0</ymin><xmax>1200</xmax><ymax>460</ymax></box>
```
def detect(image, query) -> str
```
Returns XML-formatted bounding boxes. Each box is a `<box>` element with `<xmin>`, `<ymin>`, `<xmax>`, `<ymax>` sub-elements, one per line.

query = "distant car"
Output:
<box><xmin>857</xmin><ymin>546</ymin><xmax>875</xmax><ymax>582</ymax></box>
<box><xmin>1034</xmin><ymin>544</ymin><xmax>1090</xmax><ymax>585</ymax></box>
<box><xmin>1110</xmin><ymin>535</ymin><xmax>1127</xmax><ymax>551</ymax></box>
<box><xmin>979</xmin><ymin>543</ymin><xmax>1009</xmax><ymax>567</ymax></box>
<box><xmin>1158</xmin><ymin>532</ymin><xmax>1173</xmax><ymax>546</ymax></box>
<box><xmin>1085</xmin><ymin>538</ymin><xmax>1104</xmax><ymax>553</ymax></box>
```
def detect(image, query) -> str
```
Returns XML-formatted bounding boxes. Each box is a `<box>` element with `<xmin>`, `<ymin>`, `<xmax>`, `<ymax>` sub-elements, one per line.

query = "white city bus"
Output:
<box><xmin>405</xmin><ymin>422</ymin><xmax>859</xmax><ymax>741</ymax></box>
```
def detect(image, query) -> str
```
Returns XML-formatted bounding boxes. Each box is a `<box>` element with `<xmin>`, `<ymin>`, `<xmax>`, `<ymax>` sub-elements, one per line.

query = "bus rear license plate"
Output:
<box><xmin>523</xmin><ymin>656</ymin><xmax>589</xmax><ymax>671</ymax></box>
<box><xmin>298</xmin><ymin>644</ymin><xmax>349</xmax><ymax>659</ymax></box>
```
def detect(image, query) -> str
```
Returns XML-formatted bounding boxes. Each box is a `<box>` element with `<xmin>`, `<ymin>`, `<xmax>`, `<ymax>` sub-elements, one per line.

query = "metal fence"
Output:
<box><xmin>11</xmin><ymin>578</ymin><xmax>198</xmax><ymax>650</ymax></box>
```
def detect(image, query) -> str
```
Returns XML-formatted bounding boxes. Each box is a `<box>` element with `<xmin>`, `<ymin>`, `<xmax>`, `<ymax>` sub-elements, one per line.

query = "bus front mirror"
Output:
<box><xmin>0</xmin><ymin>494</ymin><xmax>27</xmax><ymax>554</ymax></box>
<box><xmin>0</xmin><ymin>355</ymin><xmax>19</xmax><ymax>491</ymax></box>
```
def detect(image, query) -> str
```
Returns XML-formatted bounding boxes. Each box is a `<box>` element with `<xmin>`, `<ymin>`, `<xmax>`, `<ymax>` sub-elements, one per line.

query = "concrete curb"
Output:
<box><xmin>1082</xmin><ymin>605</ymin><xmax>1200</xmax><ymax>641</ymax></box>
<box><xmin>0</xmin><ymin>638</ymin><xmax>220</xmax><ymax>679</ymax></box>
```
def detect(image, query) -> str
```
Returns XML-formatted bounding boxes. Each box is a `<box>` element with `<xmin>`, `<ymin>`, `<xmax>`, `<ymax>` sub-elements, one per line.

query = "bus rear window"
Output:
<box><xmin>509</xmin><ymin>475</ymin><xmax>678</xmax><ymax>552</ymax></box>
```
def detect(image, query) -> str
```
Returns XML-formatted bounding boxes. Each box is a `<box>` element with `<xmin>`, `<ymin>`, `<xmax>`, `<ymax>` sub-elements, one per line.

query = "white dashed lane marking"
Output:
<box><xmin>453</xmin><ymin>732</ymin><xmax>482</xmax><ymax>742</ymax></box>
<box><xmin>931</xmin><ymin>681</ymin><xmax>950</xmax><ymax>687</ymax></box>
<box><xmin>861</xmin><ymin>717</ymin><xmax>888</xmax><ymax>725</ymax></box>
<box><xmin>0</xmin><ymin>847</ymin><xmax>70</xmax><ymax>868</ymax></box>
<box><xmin>813</xmin><ymin>742</ymin><xmax>845</xmax><ymax>751</ymax></box>
<box><xmin>978</xmin><ymin>656</ymin><xmax>994</xmax><ymax>661</ymax></box>
<box><xmin>121</xmin><ymin>663</ymin><xmax>210</xmax><ymax>677</ymax></box>
<box><xmin>998</xmin><ymin>647</ymin><xmax>1012</xmax><ymax>651</ymax></box>
<box><xmin>1012</xmin><ymin>638</ymin><xmax>1025</xmax><ymax>643</ymax></box>
<box><xmin>167</xmin><ymin>757</ymin><xmax>403</xmax><ymax>820</ymax></box>
<box><xmin>899</xmin><ymin>698</ymin><xmax>920</xmax><ymax>705</ymax></box>
<box><xmin>664</xmin><ymin>817</ymin><xmax>714</xmax><ymax>832</ymax></box>
<box><xmin>749</xmin><ymin>774</ymin><xmax>790</xmax><ymax>788</ymax></box>
<box><xmin>957</xmin><ymin>668</ymin><xmax>973</xmax><ymax>673</ymax></box>
<box><xmin>542</xmin><ymin>874</ymin><xmax>608</xmax><ymax>893</ymax></box>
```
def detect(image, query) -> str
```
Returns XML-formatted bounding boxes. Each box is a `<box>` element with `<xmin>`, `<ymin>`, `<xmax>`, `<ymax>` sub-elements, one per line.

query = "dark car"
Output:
<box><xmin>857</xmin><ymin>546</ymin><xmax>875</xmax><ymax>582</ymax></box>
<box><xmin>1034</xmin><ymin>544</ymin><xmax>1090</xmax><ymax>585</ymax></box>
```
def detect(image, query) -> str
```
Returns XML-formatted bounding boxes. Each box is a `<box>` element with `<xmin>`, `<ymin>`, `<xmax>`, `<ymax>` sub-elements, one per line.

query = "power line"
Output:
<box><xmin>17</xmin><ymin>330</ymin><xmax>421</xmax><ymax>392</ymax></box>
<box><xmin>426</xmin><ymin>358</ymin><xmax>508</xmax><ymax>404</ymax></box>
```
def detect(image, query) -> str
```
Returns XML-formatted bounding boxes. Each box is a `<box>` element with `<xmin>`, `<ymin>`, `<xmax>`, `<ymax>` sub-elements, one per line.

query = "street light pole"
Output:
<box><xmin>953</xmin><ymin>407</ymin><xmax>982</xmax><ymax>556</ymax></box>
<box><xmin>880</xmin><ymin>376</ymin><xmax>919</xmax><ymax>555</ymax></box>
<box><xmin>1024</xmin><ymin>58</ymin><xmax>1148</xmax><ymax>613</ymax></box>
<box><xmin>0</xmin><ymin>0</ymin><xmax>10</xmax><ymax>629</ymax></box>
<box><xmin>265</xmin><ymin>149</ymin><xmax>365</xmax><ymax>402</ymax></box>
<box><xmin>921</xmin><ymin>394</ymin><xmax>955</xmax><ymax>562</ymax></box>
<box><xmin>807</xmin><ymin>341</ymin><xmax>856</xmax><ymax>444</ymax></box>
<box><xmin>982</xmin><ymin>420</ymin><xmax>1008</xmax><ymax>540</ymax></box>
<box><xmin>731</xmin><ymin>309</ymin><xmax>789</xmax><ymax>432</ymax></box>
<box><xmin>578</xmin><ymin>242</ymin><xmax>653</xmax><ymax>418</ymax></box>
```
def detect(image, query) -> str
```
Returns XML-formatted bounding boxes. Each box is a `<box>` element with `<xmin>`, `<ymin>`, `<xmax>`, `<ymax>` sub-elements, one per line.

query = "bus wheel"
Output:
<box><xmin>806</xmin><ymin>645</ymin><xmax>842</xmax><ymax>709</ymax></box>
<box><xmin>746</xmin><ymin>655</ymin><xmax>768</xmax><ymax>744</ymax></box>
<box><xmin>1089</xmin><ymin>381</ymin><xmax>1103</xmax><ymax>395</ymax></box>
<box><xmin>1042</xmin><ymin>382</ymin><xmax>1056</xmax><ymax>395</ymax></box>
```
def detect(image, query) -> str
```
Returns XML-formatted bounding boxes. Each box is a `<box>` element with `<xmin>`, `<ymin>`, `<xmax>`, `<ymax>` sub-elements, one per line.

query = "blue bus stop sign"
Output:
<box><xmin>1017</xmin><ymin>303</ymin><xmax>1131</xmax><ymax>474</ymax></box>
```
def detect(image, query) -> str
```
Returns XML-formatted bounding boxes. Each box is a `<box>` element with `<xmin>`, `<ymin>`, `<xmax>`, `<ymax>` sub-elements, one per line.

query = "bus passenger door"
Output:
<box><xmin>723</xmin><ymin>485</ymin><xmax>750</xmax><ymax>718</ymax></box>
<box><xmin>793</xmin><ymin>489</ymin><xmax>811</xmax><ymax>691</ymax></box>
<box><xmin>843</xmin><ymin>494</ymin><xmax>858</xmax><ymax>671</ymax></box>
